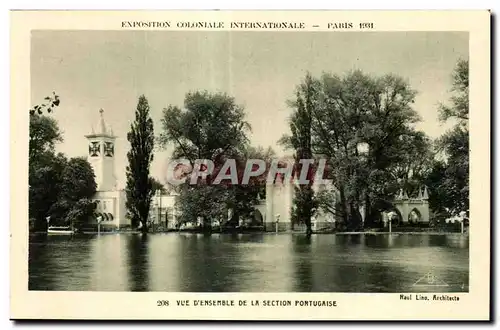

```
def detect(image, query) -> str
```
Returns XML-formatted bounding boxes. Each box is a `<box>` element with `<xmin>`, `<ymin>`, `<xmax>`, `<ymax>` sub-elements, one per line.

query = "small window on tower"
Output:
<box><xmin>103</xmin><ymin>202</ymin><xmax>107</xmax><ymax>211</ymax></box>
<box><xmin>89</xmin><ymin>142</ymin><xmax>100</xmax><ymax>157</ymax></box>
<box><xmin>104</xmin><ymin>142</ymin><xmax>114</xmax><ymax>157</ymax></box>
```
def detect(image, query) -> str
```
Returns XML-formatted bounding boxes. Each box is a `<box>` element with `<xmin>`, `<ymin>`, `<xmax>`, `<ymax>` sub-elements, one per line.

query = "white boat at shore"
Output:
<box><xmin>47</xmin><ymin>226</ymin><xmax>75</xmax><ymax>235</ymax></box>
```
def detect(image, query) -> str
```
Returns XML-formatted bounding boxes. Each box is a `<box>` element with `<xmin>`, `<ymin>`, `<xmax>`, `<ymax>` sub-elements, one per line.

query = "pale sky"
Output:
<box><xmin>31</xmin><ymin>31</ymin><xmax>468</xmax><ymax>189</ymax></box>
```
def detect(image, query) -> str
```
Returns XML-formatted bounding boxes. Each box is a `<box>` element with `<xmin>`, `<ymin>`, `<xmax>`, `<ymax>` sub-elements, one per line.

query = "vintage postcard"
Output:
<box><xmin>10</xmin><ymin>10</ymin><xmax>490</xmax><ymax>320</ymax></box>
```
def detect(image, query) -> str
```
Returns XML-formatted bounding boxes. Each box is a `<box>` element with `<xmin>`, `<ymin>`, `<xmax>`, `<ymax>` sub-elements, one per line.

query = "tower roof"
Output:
<box><xmin>86</xmin><ymin>108</ymin><xmax>115</xmax><ymax>138</ymax></box>
<box><xmin>97</xmin><ymin>108</ymin><xmax>107</xmax><ymax>135</ymax></box>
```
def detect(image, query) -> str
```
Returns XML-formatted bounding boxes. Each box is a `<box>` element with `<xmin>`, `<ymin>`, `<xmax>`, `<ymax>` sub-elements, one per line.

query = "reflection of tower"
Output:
<box><xmin>85</xmin><ymin>109</ymin><xmax>117</xmax><ymax>191</ymax></box>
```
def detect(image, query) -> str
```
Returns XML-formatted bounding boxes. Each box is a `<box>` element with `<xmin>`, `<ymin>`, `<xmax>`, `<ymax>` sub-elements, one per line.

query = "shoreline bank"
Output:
<box><xmin>30</xmin><ymin>230</ymin><xmax>469</xmax><ymax>236</ymax></box>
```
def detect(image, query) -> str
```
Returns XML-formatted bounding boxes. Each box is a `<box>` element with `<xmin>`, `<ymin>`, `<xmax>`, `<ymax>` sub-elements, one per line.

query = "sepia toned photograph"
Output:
<box><xmin>10</xmin><ymin>10</ymin><xmax>490</xmax><ymax>320</ymax></box>
<box><xmin>28</xmin><ymin>29</ymin><xmax>470</xmax><ymax>293</ymax></box>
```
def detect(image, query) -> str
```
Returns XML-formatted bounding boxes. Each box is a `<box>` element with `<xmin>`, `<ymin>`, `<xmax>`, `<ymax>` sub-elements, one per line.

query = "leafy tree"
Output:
<box><xmin>126</xmin><ymin>95</ymin><xmax>155</xmax><ymax>233</ymax></box>
<box><xmin>159</xmin><ymin>91</ymin><xmax>252</xmax><ymax>227</ymax></box>
<box><xmin>286</xmin><ymin>73</ymin><xmax>318</xmax><ymax>235</ymax></box>
<box><xmin>222</xmin><ymin>145</ymin><xmax>277</xmax><ymax>226</ymax></box>
<box><xmin>315</xmin><ymin>188</ymin><xmax>342</xmax><ymax>219</ymax></box>
<box><xmin>282</xmin><ymin>71</ymin><xmax>422</xmax><ymax>230</ymax></box>
<box><xmin>29</xmin><ymin>152</ymin><xmax>67</xmax><ymax>230</ymax></box>
<box><xmin>29</xmin><ymin>154</ymin><xmax>98</xmax><ymax>230</ymax></box>
<box><xmin>424</xmin><ymin>160</ymin><xmax>448</xmax><ymax>221</ymax></box>
<box><xmin>439</xmin><ymin>59</ymin><xmax>469</xmax><ymax>123</ymax></box>
<box><xmin>47</xmin><ymin>157</ymin><xmax>97</xmax><ymax>228</ymax></box>
<box><xmin>426</xmin><ymin>59</ymin><xmax>469</xmax><ymax>218</ymax></box>
<box><xmin>351</xmin><ymin>74</ymin><xmax>421</xmax><ymax>227</ymax></box>
<box><xmin>151</xmin><ymin>177</ymin><xmax>167</xmax><ymax>194</ymax></box>
<box><xmin>29</xmin><ymin>94</ymin><xmax>63</xmax><ymax>230</ymax></box>
<box><xmin>388</xmin><ymin>131</ymin><xmax>433</xmax><ymax>193</ymax></box>
<box><xmin>60</xmin><ymin>157</ymin><xmax>97</xmax><ymax>201</ymax></box>
<box><xmin>176</xmin><ymin>185</ymin><xmax>230</xmax><ymax>226</ymax></box>
<box><xmin>426</xmin><ymin>131</ymin><xmax>469</xmax><ymax>219</ymax></box>
<box><xmin>29</xmin><ymin>92</ymin><xmax>60</xmax><ymax>116</ymax></box>
<box><xmin>65</xmin><ymin>199</ymin><xmax>98</xmax><ymax>229</ymax></box>
<box><xmin>29</xmin><ymin>93</ymin><xmax>62</xmax><ymax>162</ymax></box>
<box><xmin>29</xmin><ymin>93</ymin><xmax>97</xmax><ymax>231</ymax></box>
<box><xmin>159</xmin><ymin>91</ymin><xmax>250</xmax><ymax>165</ymax></box>
<box><xmin>29</xmin><ymin>114</ymin><xmax>62</xmax><ymax>164</ymax></box>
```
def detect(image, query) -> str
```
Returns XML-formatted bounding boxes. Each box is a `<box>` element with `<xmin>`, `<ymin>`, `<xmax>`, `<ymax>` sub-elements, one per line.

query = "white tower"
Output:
<box><xmin>85</xmin><ymin>109</ymin><xmax>117</xmax><ymax>191</ymax></box>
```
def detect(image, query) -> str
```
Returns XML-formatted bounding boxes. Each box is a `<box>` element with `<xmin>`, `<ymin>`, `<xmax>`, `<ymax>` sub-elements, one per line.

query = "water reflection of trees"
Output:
<box><xmin>330</xmin><ymin>235</ymin><xmax>394</xmax><ymax>292</ymax></box>
<box><xmin>30</xmin><ymin>233</ymin><xmax>469</xmax><ymax>292</ymax></box>
<box><xmin>126</xmin><ymin>234</ymin><xmax>150</xmax><ymax>291</ymax></box>
<box><xmin>29</xmin><ymin>235</ymin><xmax>56</xmax><ymax>290</ymax></box>
<box><xmin>226</xmin><ymin>233</ymin><xmax>265</xmax><ymax>244</ymax></box>
<box><xmin>177</xmin><ymin>234</ymin><xmax>243</xmax><ymax>292</ymax></box>
<box><xmin>291</xmin><ymin>235</ymin><xmax>313</xmax><ymax>291</ymax></box>
<box><xmin>29</xmin><ymin>235</ymin><xmax>93</xmax><ymax>290</ymax></box>
<box><xmin>444</xmin><ymin>234</ymin><xmax>469</xmax><ymax>249</ymax></box>
<box><xmin>359</xmin><ymin>235</ymin><xmax>392</xmax><ymax>292</ymax></box>
<box><xmin>361</xmin><ymin>234</ymin><xmax>433</xmax><ymax>248</ymax></box>
<box><xmin>288</xmin><ymin>234</ymin><xmax>452</xmax><ymax>292</ymax></box>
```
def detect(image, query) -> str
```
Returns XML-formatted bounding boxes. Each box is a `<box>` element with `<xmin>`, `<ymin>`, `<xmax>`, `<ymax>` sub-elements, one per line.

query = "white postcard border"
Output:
<box><xmin>10</xmin><ymin>10</ymin><xmax>491</xmax><ymax>320</ymax></box>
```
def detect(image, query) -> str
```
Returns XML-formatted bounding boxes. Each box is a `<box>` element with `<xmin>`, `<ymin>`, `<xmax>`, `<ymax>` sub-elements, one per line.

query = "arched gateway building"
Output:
<box><xmin>259</xmin><ymin>181</ymin><xmax>430</xmax><ymax>231</ymax></box>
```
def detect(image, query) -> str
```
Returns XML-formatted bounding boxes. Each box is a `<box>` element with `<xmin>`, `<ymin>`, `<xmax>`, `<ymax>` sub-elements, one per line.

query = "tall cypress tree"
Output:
<box><xmin>126</xmin><ymin>95</ymin><xmax>155</xmax><ymax>233</ymax></box>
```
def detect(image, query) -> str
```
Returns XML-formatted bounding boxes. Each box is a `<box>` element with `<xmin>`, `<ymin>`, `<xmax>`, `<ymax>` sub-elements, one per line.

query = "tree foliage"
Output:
<box><xmin>283</xmin><ymin>62</ymin><xmax>469</xmax><ymax>227</ymax></box>
<box><xmin>64</xmin><ymin>199</ymin><xmax>98</xmax><ymax>229</ymax></box>
<box><xmin>29</xmin><ymin>114</ymin><xmax>63</xmax><ymax>163</ymax></box>
<box><xmin>159</xmin><ymin>91</ymin><xmax>258</xmax><ymax>227</ymax></box>
<box><xmin>126</xmin><ymin>95</ymin><xmax>155</xmax><ymax>232</ymax></box>
<box><xmin>427</xmin><ymin>59</ymin><xmax>469</xmax><ymax>217</ymax></box>
<box><xmin>29</xmin><ymin>92</ymin><xmax>60</xmax><ymax>116</ymax></box>
<box><xmin>29</xmin><ymin>93</ymin><xmax>65</xmax><ymax>230</ymax></box>
<box><xmin>286</xmin><ymin>73</ymin><xmax>318</xmax><ymax>235</ymax></box>
<box><xmin>48</xmin><ymin>157</ymin><xmax>98</xmax><ymax>228</ymax></box>
<box><xmin>159</xmin><ymin>91</ymin><xmax>251</xmax><ymax>165</ymax></box>
<box><xmin>29</xmin><ymin>151</ymin><xmax>67</xmax><ymax>230</ymax></box>
<box><xmin>438</xmin><ymin>59</ymin><xmax>469</xmax><ymax>123</ymax></box>
<box><xmin>60</xmin><ymin>157</ymin><xmax>97</xmax><ymax>201</ymax></box>
<box><xmin>150</xmin><ymin>177</ymin><xmax>167</xmax><ymax>194</ymax></box>
<box><xmin>29</xmin><ymin>115</ymin><xmax>97</xmax><ymax>230</ymax></box>
<box><xmin>281</xmin><ymin>70</ymin><xmax>425</xmax><ymax>230</ymax></box>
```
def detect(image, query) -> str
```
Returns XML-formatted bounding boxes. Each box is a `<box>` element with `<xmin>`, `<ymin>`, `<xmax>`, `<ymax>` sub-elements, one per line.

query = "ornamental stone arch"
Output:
<box><xmin>392</xmin><ymin>186</ymin><xmax>430</xmax><ymax>224</ymax></box>
<box><xmin>408</xmin><ymin>208</ymin><xmax>422</xmax><ymax>223</ymax></box>
<box><xmin>253</xmin><ymin>197</ymin><xmax>267</xmax><ymax>226</ymax></box>
<box><xmin>252</xmin><ymin>208</ymin><xmax>264</xmax><ymax>225</ymax></box>
<box><xmin>388</xmin><ymin>207</ymin><xmax>403</xmax><ymax>226</ymax></box>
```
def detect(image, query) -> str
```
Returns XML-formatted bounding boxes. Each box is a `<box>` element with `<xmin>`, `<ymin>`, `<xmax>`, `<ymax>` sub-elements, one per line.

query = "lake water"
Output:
<box><xmin>29</xmin><ymin>233</ymin><xmax>469</xmax><ymax>292</ymax></box>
